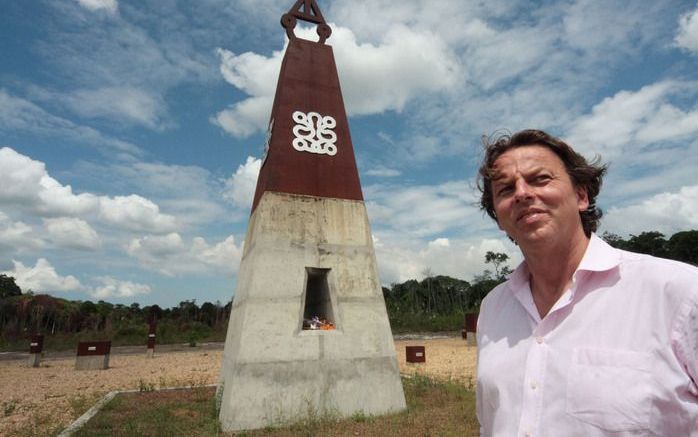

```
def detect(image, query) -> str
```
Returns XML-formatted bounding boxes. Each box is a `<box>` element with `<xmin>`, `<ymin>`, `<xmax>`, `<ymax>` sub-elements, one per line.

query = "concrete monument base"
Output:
<box><xmin>219</xmin><ymin>192</ymin><xmax>406</xmax><ymax>432</ymax></box>
<box><xmin>75</xmin><ymin>354</ymin><xmax>109</xmax><ymax>370</ymax></box>
<box><xmin>28</xmin><ymin>353</ymin><xmax>41</xmax><ymax>368</ymax></box>
<box><xmin>466</xmin><ymin>332</ymin><xmax>476</xmax><ymax>346</ymax></box>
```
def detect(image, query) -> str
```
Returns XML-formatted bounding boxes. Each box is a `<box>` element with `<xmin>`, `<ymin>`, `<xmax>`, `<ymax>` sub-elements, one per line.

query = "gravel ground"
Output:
<box><xmin>0</xmin><ymin>337</ymin><xmax>477</xmax><ymax>436</ymax></box>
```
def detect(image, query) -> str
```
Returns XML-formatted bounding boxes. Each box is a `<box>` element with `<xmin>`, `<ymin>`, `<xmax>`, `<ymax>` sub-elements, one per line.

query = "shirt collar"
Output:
<box><xmin>576</xmin><ymin>233</ymin><xmax>622</xmax><ymax>274</ymax></box>
<box><xmin>506</xmin><ymin>233</ymin><xmax>620</xmax><ymax>295</ymax></box>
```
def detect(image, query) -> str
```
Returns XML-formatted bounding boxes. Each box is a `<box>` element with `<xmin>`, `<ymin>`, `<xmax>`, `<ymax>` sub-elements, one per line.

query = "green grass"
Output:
<box><xmin>74</xmin><ymin>386</ymin><xmax>218</xmax><ymax>437</ymax></box>
<box><xmin>74</xmin><ymin>375</ymin><xmax>478</xmax><ymax>436</ymax></box>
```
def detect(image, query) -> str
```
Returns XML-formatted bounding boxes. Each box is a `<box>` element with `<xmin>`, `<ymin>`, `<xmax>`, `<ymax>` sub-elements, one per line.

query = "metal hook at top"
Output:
<box><xmin>281</xmin><ymin>0</ymin><xmax>332</xmax><ymax>44</ymax></box>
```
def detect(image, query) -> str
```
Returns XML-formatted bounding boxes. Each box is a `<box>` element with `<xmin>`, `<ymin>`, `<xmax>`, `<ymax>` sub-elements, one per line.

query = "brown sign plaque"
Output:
<box><xmin>29</xmin><ymin>334</ymin><xmax>44</xmax><ymax>354</ymax></box>
<box><xmin>406</xmin><ymin>345</ymin><xmax>426</xmax><ymax>363</ymax></box>
<box><xmin>76</xmin><ymin>341</ymin><xmax>111</xmax><ymax>356</ymax></box>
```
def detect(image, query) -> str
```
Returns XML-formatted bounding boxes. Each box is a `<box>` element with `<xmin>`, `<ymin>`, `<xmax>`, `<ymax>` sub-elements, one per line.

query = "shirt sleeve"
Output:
<box><xmin>673</xmin><ymin>293</ymin><xmax>698</xmax><ymax>396</ymax></box>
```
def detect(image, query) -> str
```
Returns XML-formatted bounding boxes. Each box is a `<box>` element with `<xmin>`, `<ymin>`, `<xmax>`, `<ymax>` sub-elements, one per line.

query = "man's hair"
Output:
<box><xmin>476</xmin><ymin>129</ymin><xmax>608</xmax><ymax>237</ymax></box>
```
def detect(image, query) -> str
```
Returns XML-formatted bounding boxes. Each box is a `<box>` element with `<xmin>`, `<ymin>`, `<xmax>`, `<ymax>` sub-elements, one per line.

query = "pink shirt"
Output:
<box><xmin>476</xmin><ymin>234</ymin><xmax>698</xmax><ymax>436</ymax></box>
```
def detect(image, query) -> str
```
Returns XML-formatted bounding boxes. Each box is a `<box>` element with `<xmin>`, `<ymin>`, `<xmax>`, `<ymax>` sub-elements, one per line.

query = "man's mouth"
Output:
<box><xmin>517</xmin><ymin>208</ymin><xmax>546</xmax><ymax>223</ymax></box>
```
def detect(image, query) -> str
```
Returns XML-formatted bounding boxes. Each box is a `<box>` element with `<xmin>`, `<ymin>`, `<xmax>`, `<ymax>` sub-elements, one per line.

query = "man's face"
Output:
<box><xmin>490</xmin><ymin>145</ymin><xmax>589</xmax><ymax>247</ymax></box>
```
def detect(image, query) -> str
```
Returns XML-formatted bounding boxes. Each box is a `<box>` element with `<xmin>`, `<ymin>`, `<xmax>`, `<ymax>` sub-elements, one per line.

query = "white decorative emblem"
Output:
<box><xmin>292</xmin><ymin>111</ymin><xmax>337</xmax><ymax>156</ymax></box>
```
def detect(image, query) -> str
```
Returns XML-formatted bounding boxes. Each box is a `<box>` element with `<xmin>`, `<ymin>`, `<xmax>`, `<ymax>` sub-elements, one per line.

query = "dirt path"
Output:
<box><xmin>0</xmin><ymin>337</ymin><xmax>477</xmax><ymax>436</ymax></box>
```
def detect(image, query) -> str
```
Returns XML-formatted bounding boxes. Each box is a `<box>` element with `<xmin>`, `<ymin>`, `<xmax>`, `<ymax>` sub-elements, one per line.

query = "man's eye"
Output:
<box><xmin>497</xmin><ymin>186</ymin><xmax>512</xmax><ymax>195</ymax></box>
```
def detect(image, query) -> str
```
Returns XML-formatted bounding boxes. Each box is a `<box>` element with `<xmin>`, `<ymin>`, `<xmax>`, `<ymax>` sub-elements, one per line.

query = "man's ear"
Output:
<box><xmin>576</xmin><ymin>185</ymin><xmax>589</xmax><ymax>211</ymax></box>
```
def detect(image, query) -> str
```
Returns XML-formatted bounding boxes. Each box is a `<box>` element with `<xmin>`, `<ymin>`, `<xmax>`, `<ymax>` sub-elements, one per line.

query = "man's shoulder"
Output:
<box><xmin>614</xmin><ymin>250</ymin><xmax>698</xmax><ymax>302</ymax></box>
<box><xmin>617</xmin><ymin>249</ymin><xmax>698</xmax><ymax>279</ymax></box>
<box><xmin>480</xmin><ymin>279</ymin><xmax>516</xmax><ymax>313</ymax></box>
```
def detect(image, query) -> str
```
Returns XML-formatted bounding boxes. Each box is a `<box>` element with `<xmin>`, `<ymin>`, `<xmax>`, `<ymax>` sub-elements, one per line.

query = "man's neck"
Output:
<box><xmin>522</xmin><ymin>231</ymin><xmax>590</xmax><ymax>318</ymax></box>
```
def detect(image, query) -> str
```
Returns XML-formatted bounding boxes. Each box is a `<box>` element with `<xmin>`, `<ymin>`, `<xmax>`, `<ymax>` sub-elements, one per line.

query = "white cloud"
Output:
<box><xmin>0</xmin><ymin>147</ymin><xmax>177</xmax><ymax>233</ymax></box>
<box><xmin>191</xmin><ymin>235</ymin><xmax>244</xmax><ymax>271</ymax></box>
<box><xmin>561</xmin><ymin>0</ymin><xmax>661</xmax><ymax>53</ymax></box>
<box><xmin>99</xmin><ymin>195</ymin><xmax>177</xmax><ymax>233</ymax></box>
<box><xmin>78</xmin><ymin>160</ymin><xmax>228</xmax><ymax>226</ymax></box>
<box><xmin>92</xmin><ymin>276</ymin><xmax>151</xmax><ymax>299</ymax></box>
<box><xmin>567</xmin><ymin>81</ymin><xmax>698</xmax><ymax>159</ymax></box>
<box><xmin>365</xmin><ymin>180</ymin><xmax>488</xmax><ymax>238</ymax></box>
<box><xmin>325</xmin><ymin>25</ymin><xmax>458</xmax><ymax>114</ymax></box>
<box><xmin>223</xmin><ymin>156</ymin><xmax>261</xmax><ymax>209</ymax></box>
<box><xmin>212</xmin><ymin>97</ymin><xmax>273</xmax><ymax>138</ymax></box>
<box><xmin>63</xmin><ymin>86</ymin><xmax>166</xmax><ymax>129</ymax></box>
<box><xmin>0</xmin><ymin>146</ymin><xmax>97</xmax><ymax>215</ymax></box>
<box><xmin>324</xmin><ymin>0</ymin><xmax>674</xmax><ymax>163</ymax></box>
<box><xmin>374</xmin><ymin>235</ymin><xmax>518</xmax><ymax>285</ymax></box>
<box><xmin>0</xmin><ymin>212</ymin><xmax>44</xmax><ymax>252</ymax></box>
<box><xmin>30</xmin><ymin>1</ymin><xmax>217</xmax><ymax>132</ymax></box>
<box><xmin>602</xmin><ymin>185</ymin><xmax>698</xmax><ymax>236</ymax></box>
<box><xmin>210</xmin><ymin>47</ymin><xmax>284</xmax><ymax>137</ymax></box>
<box><xmin>428</xmin><ymin>238</ymin><xmax>451</xmax><ymax>248</ymax></box>
<box><xmin>676</xmin><ymin>6</ymin><xmax>698</xmax><ymax>53</ymax></box>
<box><xmin>3</xmin><ymin>258</ymin><xmax>84</xmax><ymax>293</ymax></box>
<box><xmin>44</xmin><ymin>217</ymin><xmax>101</xmax><ymax>250</ymax></box>
<box><xmin>364</xmin><ymin>166</ymin><xmax>401</xmax><ymax>178</ymax></box>
<box><xmin>76</xmin><ymin>0</ymin><xmax>118</xmax><ymax>14</ymax></box>
<box><xmin>0</xmin><ymin>90</ymin><xmax>142</xmax><ymax>158</ymax></box>
<box><xmin>127</xmin><ymin>233</ymin><xmax>185</xmax><ymax>259</ymax></box>
<box><xmin>127</xmin><ymin>233</ymin><xmax>243</xmax><ymax>276</ymax></box>
<box><xmin>213</xmin><ymin>24</ymin><xmax>458</xmax><ymax>138</ymax></box>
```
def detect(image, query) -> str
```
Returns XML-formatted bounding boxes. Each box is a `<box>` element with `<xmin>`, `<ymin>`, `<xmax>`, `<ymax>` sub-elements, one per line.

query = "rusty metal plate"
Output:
<box><xmin>76</xmin><ymin>340</ymin><xmax>111</xmax><ymax>356</ymax></box>
<box><xmin>465</xmin><ymin>313</ymin><xmax>478</xmax><ymax>333</ymax></box>
<box><xmin>251</xmin><ymin>37</ymin><xmax>363</xmax><ymax>213</ymax></box>
<box><xmin>406</xmin><ymin>345</ymin><xmax>426</xmax><ymax>363</ymax></box>
<box><xmin>29</xmin><ymin>334</ymin><xmax>44</xmax><ymax>354</ymax></box>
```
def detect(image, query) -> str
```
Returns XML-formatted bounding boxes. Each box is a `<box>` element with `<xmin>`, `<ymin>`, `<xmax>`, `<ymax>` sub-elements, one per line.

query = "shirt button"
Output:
<box><xmin>535</xmin><ymin>336</ymin><xmax>544</xmax><ymax>344</ymax></box>
<box><xmin>530</xmin><ymin>381</ymin><xmax>537</xmax><ymax>390</ymax></box>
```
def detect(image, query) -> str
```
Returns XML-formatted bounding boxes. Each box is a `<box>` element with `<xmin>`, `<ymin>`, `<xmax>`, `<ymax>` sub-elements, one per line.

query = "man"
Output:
<box><xmin>475</xmin><ymin>129</ymin><xmax>697</xmax><ymax>436</ymax></box>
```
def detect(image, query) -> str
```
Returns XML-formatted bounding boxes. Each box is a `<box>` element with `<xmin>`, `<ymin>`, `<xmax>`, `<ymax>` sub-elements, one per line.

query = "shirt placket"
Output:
<box><xmin>518</xmin><ymin>328</ymin><xmax>548</xmax><ymax>437</ymax></box>
<box><xmin>515</xmin><ymin>285</ymin><xmax>574</xmax><ymax>437</ymax></box>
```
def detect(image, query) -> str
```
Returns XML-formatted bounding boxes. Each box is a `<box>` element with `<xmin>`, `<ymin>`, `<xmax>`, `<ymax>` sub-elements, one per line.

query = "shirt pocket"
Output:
<box><xmin>566</xmin><ymin>347</ymin><xmax>651</xmax><ymax>432</ymax></box>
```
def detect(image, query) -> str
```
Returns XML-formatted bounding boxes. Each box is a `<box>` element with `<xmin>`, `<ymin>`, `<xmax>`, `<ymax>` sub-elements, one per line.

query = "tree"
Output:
<box><xmin>0</xmin><ymin>274</ymin><xmax>22</xmax><ymax>299</ymax></box>
<box><xmin>667</xmin><ymin>230</ymin><xmax>698</xmax><ymax>265</ymax></box>
<box><xmin>468</xmin><ymin>271</ymin><xmax>499</xmax><ymax>310</ymax></box>
<box><xmin>625</xmin><ymin>232</ymin><xmax>668</xmax><ymax>258</ymax></box>
<box><xmin>421</xmin><ymin>267</ymin><xmax>434</xmax><ymax>313</ymax></box>
<box><xmin>143</xmin><ymin>304</ymin><xmax>163</xmax><ymax>322</ymax></box>
<box><xmin>601</xmin><ymin>232</ymin><xmax>627</xmax><ymax>249</ymax></box>
<box><xmin>200</xmin><ymin>302</ymin><xmax>217</xmax><ymax>326</ymax></box>
<box><xmin>485</xmin><ymin>251</ymin><xmax>512</xmax><ymax>280</ymax></box>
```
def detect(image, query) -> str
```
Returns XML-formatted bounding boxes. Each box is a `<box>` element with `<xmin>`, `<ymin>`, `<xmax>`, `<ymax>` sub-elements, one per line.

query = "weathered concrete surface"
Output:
<box><xmin>75</xmin><ymin>354</ymin><xmax>109</xmax><ymax>370</ymax></box>
<box><xmin>219</xmin><ymin>192</ymin><xmax>406</xmax><ymax>432</ymax></box>
<box><xmin>466</xmin><ymin>333</ymin><xmax>477</xmax><ymax>346</ymax></box>
<box><xmin>28</xmin><ymin>353</ymin><xmax>40</xmax><ymax>368</ymax></box>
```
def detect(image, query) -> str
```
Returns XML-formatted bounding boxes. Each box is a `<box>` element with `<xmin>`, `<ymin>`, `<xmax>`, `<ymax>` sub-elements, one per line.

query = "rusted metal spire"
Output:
<box><xmin>281</xmin><ymin>0</ymin><xmax>332</xmax><ymax>44</ymax></box>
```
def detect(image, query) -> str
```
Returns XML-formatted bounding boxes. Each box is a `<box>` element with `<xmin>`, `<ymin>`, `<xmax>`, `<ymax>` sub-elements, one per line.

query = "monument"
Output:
<box><xmin>28</xmin><ymin>334</ymin><xmax>43</xmax><ymax>368</ymax></box>
<box><xmin>75</xmin><ymin>340</ymin><xmax>111</xmax><ymax>370</ymax></box>
<box><xmin>218</xmin><ymin>0</ymin><xmax>406</xmax><ymax>431</ymax></box>
<box><xmin>146</xmin><ymin>320</ymin><xmax>156</xmax><ymax>358</ymax></box>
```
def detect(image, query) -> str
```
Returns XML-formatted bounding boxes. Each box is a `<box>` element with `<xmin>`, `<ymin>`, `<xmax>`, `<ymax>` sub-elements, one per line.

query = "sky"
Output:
<box><xmin>1</xmin><ymin>0</ymin><xmax>698</xmax><ymax>308</ymax></box>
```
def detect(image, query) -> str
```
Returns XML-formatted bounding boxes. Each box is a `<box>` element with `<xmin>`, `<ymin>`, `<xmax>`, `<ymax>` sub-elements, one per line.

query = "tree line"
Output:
<box><xmin>1</xmin><ymin>229</ymin><xmax>695</xmax><ymax>349</ymax></box>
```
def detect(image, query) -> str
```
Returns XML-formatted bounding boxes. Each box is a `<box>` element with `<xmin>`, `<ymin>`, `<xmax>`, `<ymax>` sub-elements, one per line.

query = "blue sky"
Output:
<box><xmin>1</xmin><ymin>0</ymin><xmax>697</xmax><ymax>307</ymax></box>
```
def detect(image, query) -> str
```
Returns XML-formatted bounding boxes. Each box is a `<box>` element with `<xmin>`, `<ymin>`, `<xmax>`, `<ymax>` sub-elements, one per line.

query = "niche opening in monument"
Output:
<box><xmin>302</xmin><ymin>268</ymin><xmax>336</xmax><ymax>331</ymax></box>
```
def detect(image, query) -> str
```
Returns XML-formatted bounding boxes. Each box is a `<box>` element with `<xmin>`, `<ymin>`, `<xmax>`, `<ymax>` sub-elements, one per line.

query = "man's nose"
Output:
<box><xmin>513</xmin><ymin>180</ymin><xmax>533</xmax><ymax>202</ymax></box>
